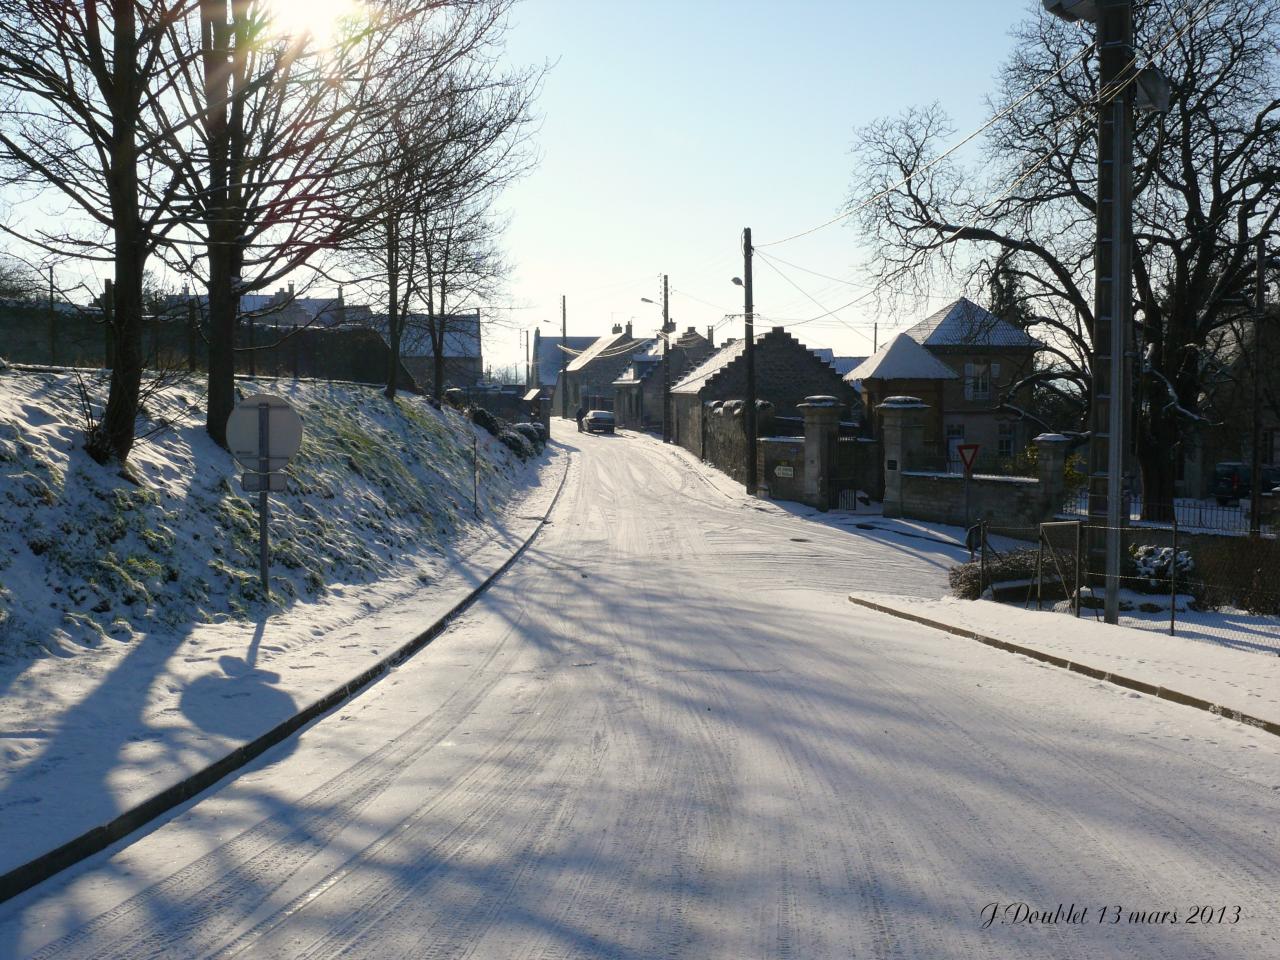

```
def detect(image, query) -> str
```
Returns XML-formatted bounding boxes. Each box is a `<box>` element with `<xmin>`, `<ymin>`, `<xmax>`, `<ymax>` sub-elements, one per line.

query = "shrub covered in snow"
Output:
<box><xmin>949</xmin><ymin>548</ymin><xmax>1039</xmax><ymax>600</ymax></box>
<box><xmin>1128</xmin><ymin>544</ymin><xmax>1193</xmax><ymax>592</ymax></box>
<box><xmin>498</xmin><ymin>429</ymin><xmax>534</xmax><ymax>460</ymax></box>
<box><xmin>469</xmin><ymin>405</ymin><xmax>502</xmax><ymax>437</ymax></box>
<box><xmin>512</xmin><ymin>422</ymin><xmax>544</xmax><ymax>452</ymax></box>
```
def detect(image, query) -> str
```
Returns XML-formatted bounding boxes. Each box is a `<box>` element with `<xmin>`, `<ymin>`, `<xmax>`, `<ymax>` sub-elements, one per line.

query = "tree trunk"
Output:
<box><xmin>202</xmin><ymin>0</ymin><xmax>236</xmax><ymax>447</ymax></box>
<box><xmin>1137</xmin><ymin>412</ymin><xmax>1177</xmax><ymax>522</ymax></box>
<box><xmin>86</xmin><ymin>2</ymin><xmax>144</xmax><ymax>466</ymax></box>
<box><xmin>206</xmin><ymin>242</ymin><xmax>237</xmax><ymax>446</ymax></box>
<box><xmin>385</xmin><ymin>225</ymin><xmax>400</xmax><ymax>400</ymax></box>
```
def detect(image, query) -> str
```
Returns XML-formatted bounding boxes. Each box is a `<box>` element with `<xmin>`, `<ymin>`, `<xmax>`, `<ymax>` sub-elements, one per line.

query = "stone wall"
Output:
<box><xmin>879</xmin><ymin>396</ymin><xmax>1068</xmax><ymax>528</ymax></box>
<box><xmin>701</xmin><ymin>400</ymin><xmax>775</xmax><ymax>484</ymax></box>
<box><xmin>759</xmin><ymin>437</ymin><xmax>805</xmax><ymax>501</ymax></box>
<box><xmin>900</xmin><ymin>472</ymin><xmax>1045</xmax><ymax>531</ymax></box>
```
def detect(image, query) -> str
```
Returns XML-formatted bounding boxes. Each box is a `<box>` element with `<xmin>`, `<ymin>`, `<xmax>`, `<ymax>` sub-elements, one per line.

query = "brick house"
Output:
<box><xmin>613</xmin><ymin>326</ymin><xmax>715</xmax><ymax>430</ymax></box>
<box><xmin>670</xmin><ymin>326</ymin><xmax>859</xmax><ymax>458</ymax></box>
<box><xmin>848</xmin><ymin>297</ymin><xmax>1037</xmax><ymax>471</ymax></box>
<box><xmin>552</xmin><ymin>322</ymin><xmax>652</xmax><ymax>413</ymax></box>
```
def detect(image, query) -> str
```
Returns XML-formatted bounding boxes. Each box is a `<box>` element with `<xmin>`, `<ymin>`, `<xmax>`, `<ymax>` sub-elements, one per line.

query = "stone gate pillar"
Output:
<box><xmin>798</xmin><ymin>395</ymin><xmax>842</xmax><ymax>511</ymax></box>
<box><xmin>877</xmin><ymin>396</ymin><xmax>929</xmax><ymax>519</ymax></box>
<box><xmin>1034</xmin><ymin>432</ymin><xmax>1070</xmax><ymax>519</ymax></box>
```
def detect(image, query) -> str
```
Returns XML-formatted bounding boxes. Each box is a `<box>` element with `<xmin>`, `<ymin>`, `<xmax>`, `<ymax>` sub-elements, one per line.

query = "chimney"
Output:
<box><xmin>612</xmin><ymin>322</ymin><xmax>622</xmax><ymax>334</ymax></box>
<box><xmin>288</xmin><ymin>281</ymin><xmax>295</xmax><ymax>297</ymax></box>
<box><xmin>625</xmin><ymin>320</ymin><xmax>632</xmax><ymax>338</ymax></box>
<box><xmin>707</xmin><ymin>325</ymin><xmax>715</xmax><ymax>347</ymax></box>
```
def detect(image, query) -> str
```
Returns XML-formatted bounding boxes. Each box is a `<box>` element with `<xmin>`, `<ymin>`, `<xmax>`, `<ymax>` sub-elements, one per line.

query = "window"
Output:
<box><xmin>998</xmin><ymin>421</ymin><xmax>1015</xmax><ymax>459</ymax></box>
<box><xmin>964</xmin><ymin>362</ymin><xmax>991</xmax><ymax>401</ymax></box>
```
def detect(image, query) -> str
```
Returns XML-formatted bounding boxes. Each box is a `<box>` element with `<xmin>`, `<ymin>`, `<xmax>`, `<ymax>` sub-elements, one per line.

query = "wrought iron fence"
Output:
<box><xmin>1058</xmin><ymin>491</ymin><xmax>1275</xmax><ymax>537</ymax></box>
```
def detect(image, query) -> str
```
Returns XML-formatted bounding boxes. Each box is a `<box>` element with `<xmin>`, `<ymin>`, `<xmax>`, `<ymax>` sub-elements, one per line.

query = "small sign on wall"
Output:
<box><xmin>887</xmin><ymin>459</ymin><xmax>898</xmax><ymax>471</ymax></box>
<box><xmin>775</xmin><ymin>464</ymin><xmax>795</xmax><ymax>479</ymax></box>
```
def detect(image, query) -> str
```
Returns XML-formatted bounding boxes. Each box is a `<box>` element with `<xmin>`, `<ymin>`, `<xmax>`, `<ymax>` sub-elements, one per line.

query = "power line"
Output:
<box><xmin>755</xmin><ymin>0</ymin><xmax>1216</xmax><ymax>252</ymax></box>
<box><xmin>755</xmin><ymin>37</ymin><xmax>1097</xmax><ymax>249</ymax></box>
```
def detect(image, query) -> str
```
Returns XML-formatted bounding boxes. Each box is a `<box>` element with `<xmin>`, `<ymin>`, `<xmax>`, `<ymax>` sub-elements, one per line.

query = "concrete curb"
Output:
<box><xmin>0</xmin><ymin>455</ymin><xmax>572</xmax><ymax>906</ymax></box>
<box><xmin>847</xmin><ymin>595</ymin><xmax>1280</xmax><ymax>739</ymax></box>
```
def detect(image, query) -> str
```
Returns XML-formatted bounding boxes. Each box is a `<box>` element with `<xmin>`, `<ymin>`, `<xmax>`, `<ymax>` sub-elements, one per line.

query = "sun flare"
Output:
<box><xmin>264</xmin><ymin>0</ymin><xmax>362</xmax><ymax>49</ymax></box>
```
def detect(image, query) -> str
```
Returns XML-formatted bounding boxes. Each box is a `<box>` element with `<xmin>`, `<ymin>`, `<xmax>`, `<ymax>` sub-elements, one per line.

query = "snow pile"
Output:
<box><xmin>0</xmin><ymin>369</ymin><xmax>536</xmax><ymax>653</ymax></box>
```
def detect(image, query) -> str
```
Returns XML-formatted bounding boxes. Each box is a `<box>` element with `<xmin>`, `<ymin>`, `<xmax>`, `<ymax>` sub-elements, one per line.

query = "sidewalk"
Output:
<box><xmin>849</xmin><ymin>591</ymin><xmax>1280</xmax><ymax>734</ymax></box>
<box><xmin>0</xmin><ymin>448</ymin><xmax>570</xmax><ymax>892</ymax></box>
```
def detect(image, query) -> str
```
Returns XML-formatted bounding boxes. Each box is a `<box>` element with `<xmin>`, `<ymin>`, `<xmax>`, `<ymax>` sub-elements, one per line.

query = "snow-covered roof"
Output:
<box><xmin>902</xmin><ymin>297</ymin><xmax>1036</xmax><ymax>349</ymax></box>
<box><xmin>810</xmin><ymin>347</ymin><xmax>865</xmax><ymax>377</ymax></box>
<box><xmin>671</xmin><ymin>338</ymin><xmax>746</xmax><ymax>395</ymax></box>
<box><xmin>534</xmin><ymin>335</ymin><xmax>596</xmax><ymax>385</ymax></box>
<box><xmin>369</xmin><ymin>312</ymin><xmax>481</xmax><ymax>359</ymax></box>
<box><xmin>565</xmin><ymin>330</ymin><xmax>651</xmax><ymax>372</ymax></box>
<box><xmin>845</xmin><ymin>333</ymin><xmax>959</xmax><ymax>383</ymax></box>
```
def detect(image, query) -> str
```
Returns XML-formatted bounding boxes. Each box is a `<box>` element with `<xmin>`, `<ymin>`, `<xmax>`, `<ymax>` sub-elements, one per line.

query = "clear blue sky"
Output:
<box><xmin>490</xmin><ymin>0</ymin><xmax>1041</xmax><ymax>372</ymax></box>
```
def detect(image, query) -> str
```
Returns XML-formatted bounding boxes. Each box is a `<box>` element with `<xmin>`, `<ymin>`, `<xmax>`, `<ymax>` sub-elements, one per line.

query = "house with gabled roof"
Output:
<box><xmin>670</xmin><ymin>326</ymin><xmax>858</xmax><ymax>458</ymax></box>
<box><xmin>847</xmin><ymin>297</ymin><xmax>1038</xmax><ymax>471</ymax></box>
<box><xmin>552</xmin><ymin>321</ymin><xmax>653</xmax><ymax>413</ymax></box>
<box><xmin>531</xmin><ymin>329</ymin><xmax>597</xmax><ymax>388</ymax></box>
<box><xmin>613</xmin><ymin>326</ymin><xmax>715</xmax><ymax>430</ymax></box>
<box><xmin>369</xmin><ymin>310</ymin><xmax>482</xmax><ymax>391</ymax></box>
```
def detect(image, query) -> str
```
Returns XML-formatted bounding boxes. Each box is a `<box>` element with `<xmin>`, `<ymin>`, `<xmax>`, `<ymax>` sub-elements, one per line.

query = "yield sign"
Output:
<box><xmin>957</xmin><ymin>443</ymin><xmax>980</xmax><ymax>474</ymax></box>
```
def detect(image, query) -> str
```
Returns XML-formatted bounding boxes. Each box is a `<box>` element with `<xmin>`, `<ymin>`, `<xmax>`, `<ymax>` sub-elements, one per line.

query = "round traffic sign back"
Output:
<box><xmin>225</xmin><ymin>394</ymin><xmax>304</xmax><ymax>470</ymax></box>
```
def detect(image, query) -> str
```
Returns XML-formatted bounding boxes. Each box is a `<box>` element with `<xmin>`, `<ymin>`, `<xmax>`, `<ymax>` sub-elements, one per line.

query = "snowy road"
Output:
<box><xmin>3</xmin><ymin>422</ymin><xmax>1279</xmax><ymax>959</ymax></box>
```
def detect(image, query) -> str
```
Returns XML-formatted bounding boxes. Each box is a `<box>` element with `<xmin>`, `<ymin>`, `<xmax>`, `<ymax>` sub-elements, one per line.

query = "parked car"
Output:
<box><xmin>1212</xmin><ymin>461</ymin><xmax>1280</xmax><ymax>505</ymax></box>
<box><xmin>583</xmin><ymin>410</ymin><xmax>615</xmax><ymax>434</ymax></box>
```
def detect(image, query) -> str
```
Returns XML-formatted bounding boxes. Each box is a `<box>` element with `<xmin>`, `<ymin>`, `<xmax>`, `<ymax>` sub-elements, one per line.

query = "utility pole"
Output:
<box><xmin>560</xmin><ymin>294</ymin><xmax>568</xmax><ymax>418</ymax></box>
<box><xmin>1094</xmin><ymin>0</ymin><xmax>1135</xmax><ymax>625</ymax></box>
<box><xmin>1251</xmin><ymin>235</ymin><xmax>1266</xmax><ymax>537</ymax></box>
<box><xmin>742</xmin><ymin>227</ymin><xmax>757</xmax><ymax>494</ymax></box>
<box><xmin>1047</xmin><ymin>0</ymin><xmax>1135</xmax><ymax>624</ymax></box>
<box><xmin>873</xmin><ymin>321</ymin><xmax>878</xmax><ymax>353</ymax></box>
<box><xmin>662</xmin><ymin>274</ymin><xmax>671</xmax><ymax>443</ymax></box>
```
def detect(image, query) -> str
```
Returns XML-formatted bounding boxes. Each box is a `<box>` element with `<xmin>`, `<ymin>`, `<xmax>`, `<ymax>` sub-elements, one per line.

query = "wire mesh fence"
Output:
<box><xmin>949</xmin><ymin>518</ymin><xmax>1280</xmax><ymax>655</ymax></box>
<box><xmin>1029</xmin><ymin>519</ymin><xmax>1280</xmax><ymax>655</ymax></box>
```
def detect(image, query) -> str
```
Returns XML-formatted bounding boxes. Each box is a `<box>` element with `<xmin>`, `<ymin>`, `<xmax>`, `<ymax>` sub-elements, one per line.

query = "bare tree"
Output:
<box><xmin>343</xmin><ymin>2</ymin><xmax>539</xmax><ymax>400</ymax></box>
<box><xmin>848</xmin><ymin>0</ymin><xmax>1280</xmax><ymax>514</ymax></box>
<box><xmin>145</xmin><ymin>1</ymin><xmax>483</xmax><ymax>443</ymax></box>
<box><xmin>0</xmin><ymin>2</ymin><xmax>198</xmax><ymax>465</ymax></box>
<box><xmin>0</xmin><ymin>253</ymin><xmax>38</xmax><ymax>300</ymax></box>
<box><xmin>414</xmin><ymin>196</ymin><xmax>511</xmax><ymax>397</ymax></box>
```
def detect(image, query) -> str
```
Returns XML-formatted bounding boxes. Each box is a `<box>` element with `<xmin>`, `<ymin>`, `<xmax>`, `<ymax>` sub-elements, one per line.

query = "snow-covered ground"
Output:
<box><xmin>0</xmin><ymin>367</ymin><xmax>563</xmax><ymax>877</ymax></box>
<box><xmin>850</xmin><ymin>592</ymin><xmax>1280</xmax><ymax>728</ymax></box>
<box><xmin>2</xmin><ymin>420</ymin><xmax>1276</xmax><ymax>959</ymax></box>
